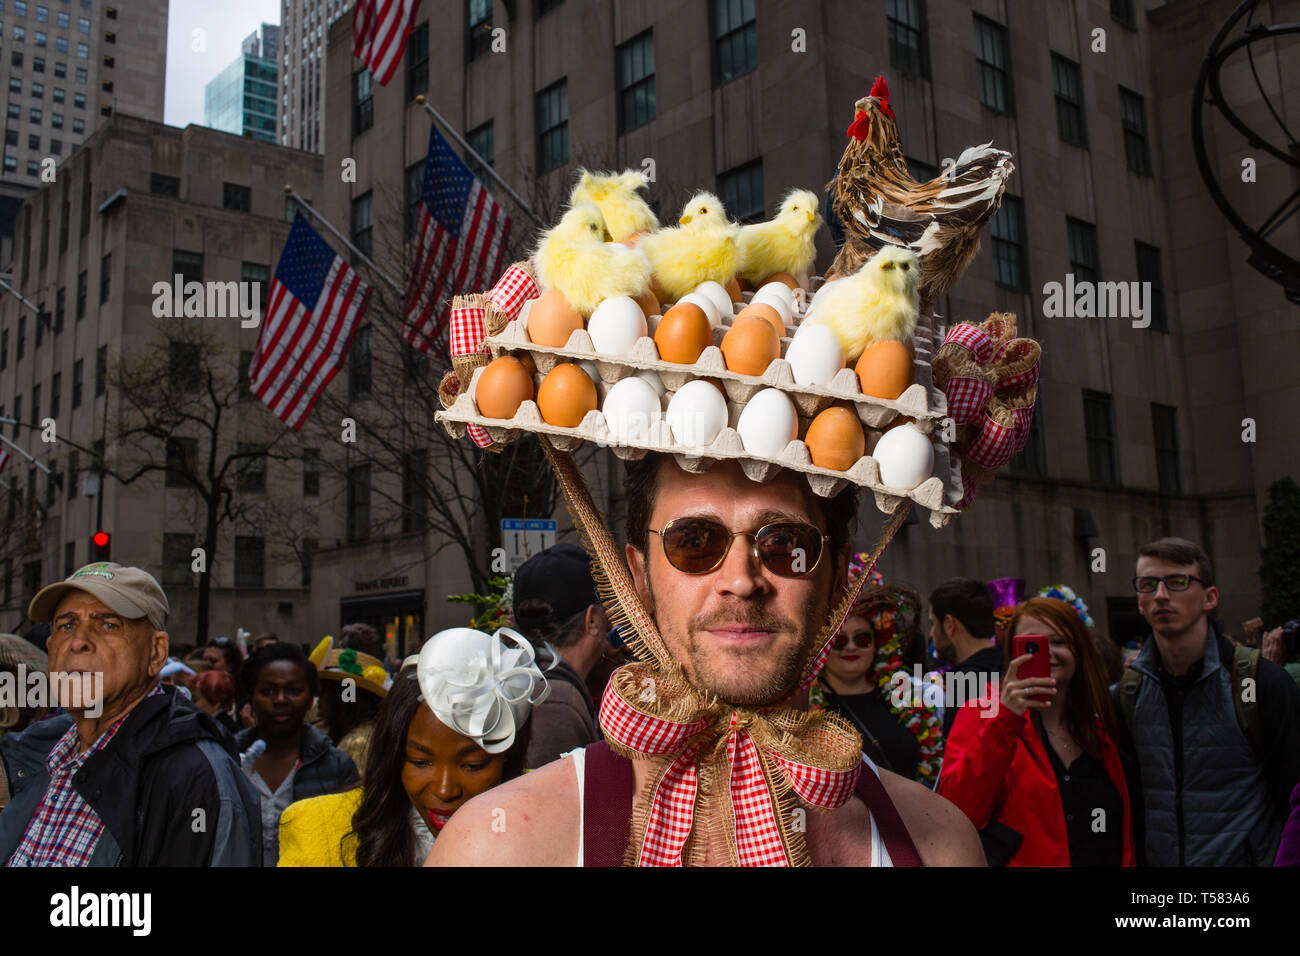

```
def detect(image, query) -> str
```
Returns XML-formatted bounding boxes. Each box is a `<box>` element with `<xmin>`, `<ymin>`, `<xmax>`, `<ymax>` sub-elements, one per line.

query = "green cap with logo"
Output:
<box><xmin>28</xmin><ymin>562</ymin><xmax>170</xmax><ymax>631</ymax></box>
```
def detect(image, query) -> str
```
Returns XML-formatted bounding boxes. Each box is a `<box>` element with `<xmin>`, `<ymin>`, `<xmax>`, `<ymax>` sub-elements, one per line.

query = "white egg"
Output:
<box><xmin>736</xmin><ymin>388</ymin><xmax>799</xmax><ymax>458</ymax></box>
<box><xmin>750</xmin><ymin>291</ymin><xmax>793</xmax><ymax>326</ymax></box>
<box><xmin>676</xmin><ymin>292</ymin><xmax>721</xmax><ymax>329</ymax></box>
<box><xmin>693</xmin><ymin>281</ymin><xmax>734</xmax><ymax>321</ymax></box>
<box><xmin>578</xmin><ymin>360</ymin><xmax>601</xmax><ymax>385</ymax></box>
<box><xmin>666</xmin><ymin>380</ymin><xmax>729</xmax><ymax>447</ymax></box>
<box><xmin>756</xmin><ymin>281</ymin><xmax>795</xmax><ymax>309</ymax></box>
<box><xmin>602</xmin><ymin>376</ymin><xmax>662</xmax><ymax>443</ymax></box>
<box><xmin>784</xmin><ymin>324</ymin><xmax>845</xmax><ymax>386</ymax></box>
<box><xmin>634</xmin><ymin>368</ymin><xmax>666</xmax><ymax>397</ymax></box>
<box><xmin>873</xmin><ymin>424</ymin><xmax>934</xmax><ymax>490</ymax></box>
<box><xmin>588</xmin><ymin>296</ymin><xmax>648</xmax><ymax>355</ymax></box>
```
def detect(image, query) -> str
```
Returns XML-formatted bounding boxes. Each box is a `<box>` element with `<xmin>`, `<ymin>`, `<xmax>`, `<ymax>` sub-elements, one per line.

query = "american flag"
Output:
<box><xmin>352</xmin><ymin>0</ymin><xmax>420</xmax><ymax>86</ymax></box>
<box><xmin>250</xmin><ymin>215</ymin><xmax>373</xmax><ymax>431</ymax></box>
<box><xmin>404</xmin><ymin>125</ymin><xmax>511</xmax><ymax>353</ymax></box>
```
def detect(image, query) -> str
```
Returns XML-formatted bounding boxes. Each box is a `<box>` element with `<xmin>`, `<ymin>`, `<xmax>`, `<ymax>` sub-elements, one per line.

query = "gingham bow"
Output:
<box><xmin>598</xmin><ymin>661</ymin><xmax>863</xmax><ymax>866</ymax></box>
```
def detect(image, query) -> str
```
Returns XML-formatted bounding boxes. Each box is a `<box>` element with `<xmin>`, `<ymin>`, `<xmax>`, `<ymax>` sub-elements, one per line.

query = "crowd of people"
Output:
<box><xmin>1</xmin><ymin>513</ymin><xmax>1298</xmax><ymax>866</ymax></box>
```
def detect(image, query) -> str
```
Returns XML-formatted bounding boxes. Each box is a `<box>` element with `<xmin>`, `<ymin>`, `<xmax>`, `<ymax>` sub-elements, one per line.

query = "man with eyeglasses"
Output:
<box><xmin>1117</xmin><ymin>537</ymin><xmax>1300</xmax><ymax>866</ymax></box>
<box><xmin>429</xmin><ymin>456</ymin><xmax>984</xmax><ymax>866</ymax></box>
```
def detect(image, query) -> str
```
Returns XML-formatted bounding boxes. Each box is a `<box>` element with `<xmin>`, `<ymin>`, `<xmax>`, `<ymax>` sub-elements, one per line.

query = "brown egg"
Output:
<box><xmin>514</xmin><ymin>351</ymin><xmax>538</xmax><ymax>378</ymax></box>
<box><xmin>474</xmin><ymin>355</ymin><xmax>535</xmax><ymax>420</ymax></box>
<box><xmin>649</xmin><ymin>274</ymin><xmax>672</xmax><ymax>307</ymax></box>
<box><xmin>654</xmin><ymin>303</ymin><xmax>712</xmax><ymax>364</ymax></box>
<box><xmin>762</xmin><ymin>272</ymin><xmax>803</xmax><ymax>292</ymax></box>
<box><xmin>537</xmin><ymin>363</ymin><xmax>598</xmax><ymax>428</ymax></box>
<box><xmin>633</xmin><ymin>288</ymin><xmax>661</xmax><ymax>320</ymax></box>
<box><xmin>724</xmin><ymin>277</ymin><xmax>743</xmax><ymax>304</ymax></box>
<box><xmin>527</xmin><ymin>290</ymin><xmax>584</xmax><ymax>347</ymax></box>
<box><xmin>804</xmin><ymin>405</ymin><xmax>866</xmax><ymax>471</ymax></box>
<box><xmin>855</xmin><ymin>339</ymin><xmax>915</xmax><ymax>399</ymax></box>
<box><xmin>735</xmin><ymin>302</ymin><xmax>785</xmax><ymax>339</ymax></box>
<box><xmin>720</xmin><ymin>317</ymin><xmax>780</xmax><ymax>376</ymax></box>
<box><xmin>736</xmin><ymin>276</ymin><xmax>756</xmax><ymax>294</ymax></box>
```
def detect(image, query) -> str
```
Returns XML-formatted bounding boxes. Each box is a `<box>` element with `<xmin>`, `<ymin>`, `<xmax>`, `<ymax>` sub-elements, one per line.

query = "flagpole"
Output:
<box><xmin>0</xmin><ymin>277</ymin><xmax>46</xmax><ymax>316</ymax></box>
<box><xmin>282</xmin><ymin>187</ymin><xmax>405</xmax><ymax>296</ymax></box>
<box><xmin>0</xmin><ymin>426</ymin><xmax>54</xmax><ymax>474</ymax></box>
<box><xmin>414</xmin><ymin>96</ymin><xmax>547</xmax><ymax>230</ymax></box>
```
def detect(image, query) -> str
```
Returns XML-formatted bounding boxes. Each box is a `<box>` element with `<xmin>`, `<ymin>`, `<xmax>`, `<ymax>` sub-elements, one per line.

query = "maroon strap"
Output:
<box><xmin>581</xmin><ymin>741</ymin><xmax>635</xmax><ymax>867</ymax></box>
<box><xmin>855</xmin><ymin>763</ymin><xmax>924</xmax><ymax>866</ymax></box>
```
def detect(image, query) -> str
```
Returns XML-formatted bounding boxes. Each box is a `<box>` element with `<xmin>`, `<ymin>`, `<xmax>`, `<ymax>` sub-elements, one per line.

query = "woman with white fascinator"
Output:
<box><xmin>278</xmin><ymin>627</ymin><xmax>549</xmax><ymax>866</ymax></box>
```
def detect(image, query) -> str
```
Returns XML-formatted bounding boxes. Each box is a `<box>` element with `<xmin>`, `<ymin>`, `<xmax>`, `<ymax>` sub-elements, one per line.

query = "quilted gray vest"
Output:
<box><xmin>1128</xmin><ymin>629</ymin><xmax>1281</xmax><ymax>865</ymax></box>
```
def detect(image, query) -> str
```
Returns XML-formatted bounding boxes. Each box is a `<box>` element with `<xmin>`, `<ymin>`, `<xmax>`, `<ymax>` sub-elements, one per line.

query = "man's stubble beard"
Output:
<box><xmin>645</xmin><ymin>574</ymin><xmax>832</xmax><ymax>708</ymax></box>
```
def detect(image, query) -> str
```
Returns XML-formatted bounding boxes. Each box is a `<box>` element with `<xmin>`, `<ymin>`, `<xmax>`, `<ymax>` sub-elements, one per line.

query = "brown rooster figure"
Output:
<box><xmin>825</xmin><ymin>76</ymin><xmax>1014</xmax><ymax>311</ymax></box>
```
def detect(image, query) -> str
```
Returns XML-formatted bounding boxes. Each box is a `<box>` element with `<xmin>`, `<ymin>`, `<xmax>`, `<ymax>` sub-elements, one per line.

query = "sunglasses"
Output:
<box><xmin>831</xmin><ymin>631</ymin><xmax>874</xmax><ymax>651</ymax></box>
<box><xmin>1132</xmin><ymin>574</ymin><xmax>1209</xmax><ymax>594</ymax></box>
<box><xmin>650</xmin><ymin>516</ymin><xmax>828</xmax><ymax>578</ymax></box>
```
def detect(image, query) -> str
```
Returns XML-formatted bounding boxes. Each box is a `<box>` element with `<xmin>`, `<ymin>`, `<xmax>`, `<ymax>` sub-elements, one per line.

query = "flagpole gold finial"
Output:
<box><xmin>283</xmin><ymin>184</ymin><xmax>293</xmax><ymax>194</ymax></box>
<box><xmin>416</xmin><ymin>94</ymin><xmax>426</xmax><ymax>106</ymax></box>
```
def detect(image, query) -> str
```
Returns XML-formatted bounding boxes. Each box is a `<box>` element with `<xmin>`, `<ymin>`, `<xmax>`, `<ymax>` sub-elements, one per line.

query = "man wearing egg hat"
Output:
<box><xmin>430</xmin><ymin>449</ymin><xmax>984</xmax><ymax>867</ymax></box>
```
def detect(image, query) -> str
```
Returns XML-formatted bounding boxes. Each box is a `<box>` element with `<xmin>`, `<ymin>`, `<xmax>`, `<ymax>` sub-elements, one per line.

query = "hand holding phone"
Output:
<box><xmin>1003</xmin><ymin>634</ymin><xmax>1056</xmax><ymax>715</ymax></box>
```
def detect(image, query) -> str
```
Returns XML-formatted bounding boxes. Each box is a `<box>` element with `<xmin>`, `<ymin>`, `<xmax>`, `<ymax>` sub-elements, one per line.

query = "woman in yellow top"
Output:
<box><xmin>279</xmin><ymin>627</ymin><xmax>551</xmax><ymax>866</ymax></box>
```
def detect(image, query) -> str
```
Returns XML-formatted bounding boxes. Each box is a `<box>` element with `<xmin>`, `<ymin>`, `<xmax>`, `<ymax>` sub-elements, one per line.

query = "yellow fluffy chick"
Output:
<box><xmin>803</xmin><ymin>245</ymin><xmax>919</xmax><ymax>360</ymax></box>
<box><xmin>736</xmin><ymin>188</ymin><xmax>823</xmax><ymax>285</ymax></box>
<box><xmin>569</xmin><ymin>168</ymin><xmax>659</xmax><ymax>243</ymax></box>
<box><xmin>533</xmin><ymin>203</ymin><xmax>651</xmax><ymax>317</ymax></box>
<box><xmin>637</xmin><ymin>191</ymin><xmax>740</xmax><ymax>303</ymax></box>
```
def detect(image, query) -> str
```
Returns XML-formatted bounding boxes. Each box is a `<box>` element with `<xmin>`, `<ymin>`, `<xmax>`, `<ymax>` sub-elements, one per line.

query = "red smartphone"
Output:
<box><xmin>1011</xmin><ymin>634</ymin><xmax>1052</xmax><ymax>695</ymax></box>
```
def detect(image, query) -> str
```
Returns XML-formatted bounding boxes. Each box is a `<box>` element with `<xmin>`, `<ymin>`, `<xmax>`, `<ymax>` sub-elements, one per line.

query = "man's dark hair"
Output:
<box><xmin>1138</xmin><ymin>537</ymin><xmax>1214</xmax><ymax>587</ymax></box>
<box><xmin>928</xmin><ymin>578</ymin><xmax>995</xmax><ymax>641</ymax></box>
<box><xmin>515</xmin><ymin>601</ymin><xmax>591</xmax><ymax>649</ymax></box>
<box><xmin>339</xmin><ymin>622</ymin><xmax>386</xmax><ymax>660</ymax></box>
<box><xmin>623</xmin><ymin>453</ymin><xmax>859</xmax><ymax>557</ymax></box>
<box><xmin>238</xmin><ymin>641</ymin><xmax>319</xmax><ymax>702</ymax></box>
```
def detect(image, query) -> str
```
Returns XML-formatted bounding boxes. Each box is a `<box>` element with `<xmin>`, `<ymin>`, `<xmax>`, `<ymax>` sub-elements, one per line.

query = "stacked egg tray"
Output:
<box><xmin>437</xmin><ymin>291</ymin><xmax>965</xmax><ymax>528</ymax></box>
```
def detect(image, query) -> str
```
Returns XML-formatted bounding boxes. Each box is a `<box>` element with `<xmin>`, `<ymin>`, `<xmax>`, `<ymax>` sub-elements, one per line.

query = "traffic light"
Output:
<box><xmin>91</xmin><ymin>530</ymin><xmax>111</xmax><ymax>562</ymax></box>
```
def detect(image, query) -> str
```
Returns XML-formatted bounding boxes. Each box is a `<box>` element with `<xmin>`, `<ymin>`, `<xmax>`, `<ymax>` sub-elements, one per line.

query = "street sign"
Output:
<box><xmin>501</xmin><ymin>518</ymin><xmax>557</xmax><ymax>571</ymax></box>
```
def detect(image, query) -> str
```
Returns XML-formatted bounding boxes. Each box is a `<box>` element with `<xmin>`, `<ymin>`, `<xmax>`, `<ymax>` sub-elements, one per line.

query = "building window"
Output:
<box><xmin>29</xmin><ymin>109</ymin><xmax>42</xmax><ymax>124</ymax></box>
<box><xmin>56</xmin><ymin>36</ymin><xmax>66</xmax><ymax>52</ymax></box>
<box><xmin>53</xmin><ymin>88</ymin><xmax>63</xmax><ymax>103</ymax></box>
<box><xmin>99</xmin><ymin>252</ymin><xmax>109</xmax><ymax>303</ymax></box>
<box><xmin>52</xmin><ymin>113</ymin><xmax>63</xmax><ymax>128</ymax></box>
<box><xmin>162</xmin><ymin>533</ymin><xmax>195</xmax><ymax>586</ymax></box>
<box><xmin>76</xmin><ymin>66</ymin><xmax>85</xmax><ymax>84</ymax></box>
<box><xmin>168</xmin><ymin>341</ymin><xmax>200</xmax><ymax>393</ymax></box>
<box><xmin>72</xmin><ymin>117</ymin><xmax>84</xmax><ymax>133</ymax></box>
<box><xmin>49</xmin><ymin>371</ymin><xmax>59</xmax><ymax>418</ymax></box>
<box><xmin>164</xmin><ymin>436</ymin><xmax>197</xmax><ymax>487</ymax></box>
<box><xmin>887</xmin><ymin>0</ymin><xmax>928</xmax><ymax>78</ymax></box>
<box><xmin>31</xmin><ymin>385</ymin><xmax>40</xmax><ymax>426</ymax></box>
<box><xmin>467</xmin><ymin>0</ymin><xmax>492</xmax><ymax>62</ymax></box>
<box><xmin>1135</xmin><ymin>242</ymin><xmax>1167</xmax><ymax>333</ymax></box>
<box><xmin>77</xmin><ymin>42</ymin><xmax>88</xmax><ymax>59</ymax></box>
<box><xmin>33</xmin><ymin>56</ymin><xmax>44</xmax><ymax>73</ymax></box>
<box><xmin>237</xmin><ymin>351</ymin><xmax>254</xmax><ymax>400</ymax></box>
<box><xmin>53</xmin><ymin>286</ymin><xmax>64</xmax><ymax>332</ymax></box>
<box><xmin>54</xmin><ymin>61</ymin><xmax>65</xmax><ymax>77</ymax></box>
<box><xmin>285</xmin><ymin>195</ymin><xmax>305</xmax><ymax>222</ymax></box>
<box><xmin>11</xmin><ymin>397</ymin><xmax>19</xmax><ymax>437</ymax></box>
<box><xmin>348</xmin><ymin>324</ymin><xmax>371</xmax><ymax>400</ymax></box>
<box><xmin>989</xmin><ymin>194</ymin><xmax>1026</xmax><ymax>290</ymax></box>
<box><xmin>1067</xmin><ymin>217</ymin><xmax>1100</xmax><ymax>285</ymax></box>
<box><xmin>346</xmin><ymin>465</ymin><xmax>371</xmax><ymax>544</ymax></box>
<box><xmin>17</xmin><ymin>316</ymin><xmax>26</xmax><ymax>359</ymax></box>
<box><xmin>9</xmin><ymin>76</ymin><xmax>22</xmax><ymax>93</ymax></box>
<box><xmin>64</xmin><ymin>541</ymin><xmax>76</xmax><ymax>577</ymax></box>
<box><xmin>406</xmin><ymin>20</ymin><xmax>428</xmax><ymax>102</ymax></box>
<box><xmin>616</xmin><ymin>30</ymin><xmax>655</xmax><ymax>133</ymax></box>
<box><xmin>1151</xmin><ymin>403</ymin><xmax>1182</xmax><ymax>493</ymax></box>
<box><xmin>0</xmin><ymin>330</ymin><xmax>6</xmax><ymax>369</ymax></box>
<box><xmin>77</xmin><ymin>16</ymin><xmax>88</xmax><ymax>33</ymax></box>
<box><xmin>1052</xmin><ymin>54</ymin><xmax>1086</xmax><ymax>147</ymax></box>
<box><xmin>35</xmin><ymin>4</ymin><xmax>46</xmax><ymax>21</ymax></box>
<box><xmin>222</xmin><ymin>182</ymin><xmax>251</xmax><ymax>212</ymax></box>
<box><xmin>1119</xmin><ymin>86</ymin><xmax>1152</xmax><ymax>176</ymax></box>
<box><xmin>402</xmin><ymin>448</ymin><xmax>428</xmax><ymax>533</ymax></box>
<box><xmin>236</xmin><ymin>444</ymin><xmax>267</xmax><ymax>493</ymax></box>
<box><xmin>352</xmin><ymin>68</ymin><xmax>373</xmax><ymax>137</ymax></box>
<box><xmin>713</xmin><ymin>0</ymin><xmax>757</xmax><ymax>85</ymax></box>
<box><xmin>14</xmin><ymin>26</ymin><xmax>24</xmax><ymax>42</ymax></box>
<box><xmin>1111</xmin><ymin>0</ymin><xmax>1135</xmax><ymax>28</ymax></box>
<box><xmin>536</xmin><ymin>0</ymin><xmax>563</xmax><ymax>16</ymax></box>
<box><xmin>73</xmin><ymin>91</ymin><xmax>85</xmax><ymax>108</ymax></box>
<box><xmin>66</xmin><ymin>450</ymin><xmax>78</xmax><ymax>500</ymax></box>
<box><xmin>3</xmin><ymin>130</ymin><xmax>14</xmax><ymax>146</ymax></box>
<box><xmin>351</xmin><ymin>191</ymin><xmax>373</xmax><ymax>258</ymax></box>
<box><xmin>405</xmin><ymin>160</ymin><xmax>424</xmax><ymax>239</ymax></box>
<box><xmin>974</xmin><ymin>15</ymin><xmax>1013</xmax><ymax>114</ymax></box>
<box><xmin>1083</xmin><ymin>389</ymin><xmax>1119</xmax><ymax>486</ymax></box>
<box><xmin>75</xmin><ymin>269</ymin><xmax>86</xmax><ymax>318</ymax></box>
<box><xmin>10</xmin><ymin>52</ymin><xmax>21</xmax><ymax>68</ymax></box>
<box><xmin>718</xmin><ymin>159</ymin><xmax>765</xmax><ymax>224</ymax></box>
<box><xmin>535</xmin><ymin>80</ymin><xmax>568</xmax><ymax>172</ymax></box>
<box><xmin>149</xmin><ymin>172</ymin><xmax>179</xmax><ymax>196</ymax></box>
<box><xmin>173</xmin><ymin>249</ymin><xmax>203</xmax><ymax>285</ymax></box>
<box><xmin>95</xmin><ymin>344</ymin><xmax>106</xmax><ymax>396</ymax></box>
<box><xmin>14</xmin><ymin>1</ymin><xmax>25</xmax><ymax>14</ymax></box>
<box><xmin>72</xmin><ymin>357</ymin><xmax>82</xmax><ymax>408</ymax></box>
<box><xmin>234</xmin><ymin>537</ymin><xmax>265</xmax><ymax>589</ymax></box>
<box><xmin>56</xmin><ymin>10</ymin><xmax>67</xmax><ymax>28</ymax></box>
<box><xmin>302</xmin><ymin>448</ymin><xmax>320</xmax><ymax>496</ymax></box>
<box><xmin>241</xmin><ymin>261</ymin><xmax>269</xmax><ymax>314</ymax></box>
<box><xmin>466</xmin><ymin>120</ymin><xmax>494</xmax><ymax>190</ymax></box>
<box><xmin>300</xmin><ymin>538</ymin><xmax>317</xmax><ymax>587</ymax></box>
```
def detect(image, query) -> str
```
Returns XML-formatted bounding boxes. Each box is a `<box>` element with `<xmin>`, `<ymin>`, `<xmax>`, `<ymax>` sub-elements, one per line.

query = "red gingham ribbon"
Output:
<box><xmin>450</xmin><ymin>301</ymin><xmax>487</xmax><ymax>359</ymax></box>
<box><xmin>467</xmin><ymin>423</ymin><xmax>493</xmax><ymax>448</ymax></box>
<box><xmin>1011</xmin><ymin>403</ymin><xmax>1036</xmax><ymax>452</ymax></box>
<box><xmin>941</xmin><ymin>323</ymin><xmax>994</xmax><ymax>365</ymax></box>
<box><xmin>486</xmin><ymin>263</ymin><xmax>539</xmax><ymax>321</ymax></box>
<box><xmin>964</xmin><ymin>411</ymin><xmax>1017</xmax><ymax>470</ymax></box>
<box><xmin>943</xmin><ymin>375</ymin><xmax>994</xmax><ymax>425</ymax></box>
<box><xmin>599</xmin><ymin>682</ymin><xmax>860</xmax><ymax>866</ymax></box>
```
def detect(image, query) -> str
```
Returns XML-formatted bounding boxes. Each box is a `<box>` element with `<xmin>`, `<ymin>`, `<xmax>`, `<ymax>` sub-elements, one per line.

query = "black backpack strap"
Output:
<box><xmin>1230</xmin><ymin>644</ymin><xmax>1263</xmax><ymax>759</ymax></box>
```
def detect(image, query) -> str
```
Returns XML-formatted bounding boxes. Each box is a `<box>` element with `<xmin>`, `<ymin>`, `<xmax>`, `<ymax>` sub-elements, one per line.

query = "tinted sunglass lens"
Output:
<box><xmin>663</xmin><ymin>519</ymin><xmax>730</xmax><ymax>572</ymax></box>
<box><xmin>755</xmin><ymin>523</ymin><xmax>822</xmax><ymax>576</ymax></box>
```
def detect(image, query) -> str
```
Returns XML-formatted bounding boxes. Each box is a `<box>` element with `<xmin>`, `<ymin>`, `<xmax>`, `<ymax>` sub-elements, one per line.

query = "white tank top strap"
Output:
<box><xmin>563</xmin><ymin>747</ymin><xmax>586</xmax><ymax>867</ymax></box>
<box><xmin>861</xmin><ymin>756</ymin><xmax>894</xmax><ymax>868</ymax></box>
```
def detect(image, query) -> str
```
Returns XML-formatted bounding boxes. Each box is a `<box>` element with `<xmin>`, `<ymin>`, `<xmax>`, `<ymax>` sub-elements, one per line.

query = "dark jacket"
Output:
<box><xmin>525</xmin><ymin>648</ymin><xmax>600</xmax><ymax>770</ymax></box>
<box><xmin>0</xmin><ymin>686</ymin><xmax>262</xmax><ymax>866</ymax></box>
<box><xmin>942</xmin><ymin>644</ymin><xmax>1004</xmax><ymax>738</ymax></box>
<box><xmin>233</xmin><ymin>723</ymin><xmax>359</xmax><ymax>801</ymax></box>
<box><xmin>1113</xmin><ymin>626</ymin><xmax>1300</xmax><ymax>866</ymax></box>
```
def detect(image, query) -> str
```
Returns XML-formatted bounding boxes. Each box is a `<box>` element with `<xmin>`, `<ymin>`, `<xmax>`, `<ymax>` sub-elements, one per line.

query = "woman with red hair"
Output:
<box><xmin>937</xmin><ymin>597</ymin><xmax>1135</xmax><ymax>866</ymax></box>
<box><xmin>191</xmin><ymin>669</ymin><xmax>239</xmax><ymax>737</ymax></box>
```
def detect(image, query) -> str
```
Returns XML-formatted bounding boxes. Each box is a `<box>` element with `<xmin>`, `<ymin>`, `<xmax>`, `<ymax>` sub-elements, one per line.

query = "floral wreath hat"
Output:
<box><xmin>809</xmin><ymin>552</ymin><xmax>945</xmax><ymax>783</ymax></box>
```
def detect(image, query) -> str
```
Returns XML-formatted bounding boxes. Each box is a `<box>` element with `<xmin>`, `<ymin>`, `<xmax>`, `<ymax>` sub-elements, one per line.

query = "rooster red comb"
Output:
<box><xmin>869</xmin><ymin>75</ymin><xmax>895</xmax><ymax>117</ymax></box>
